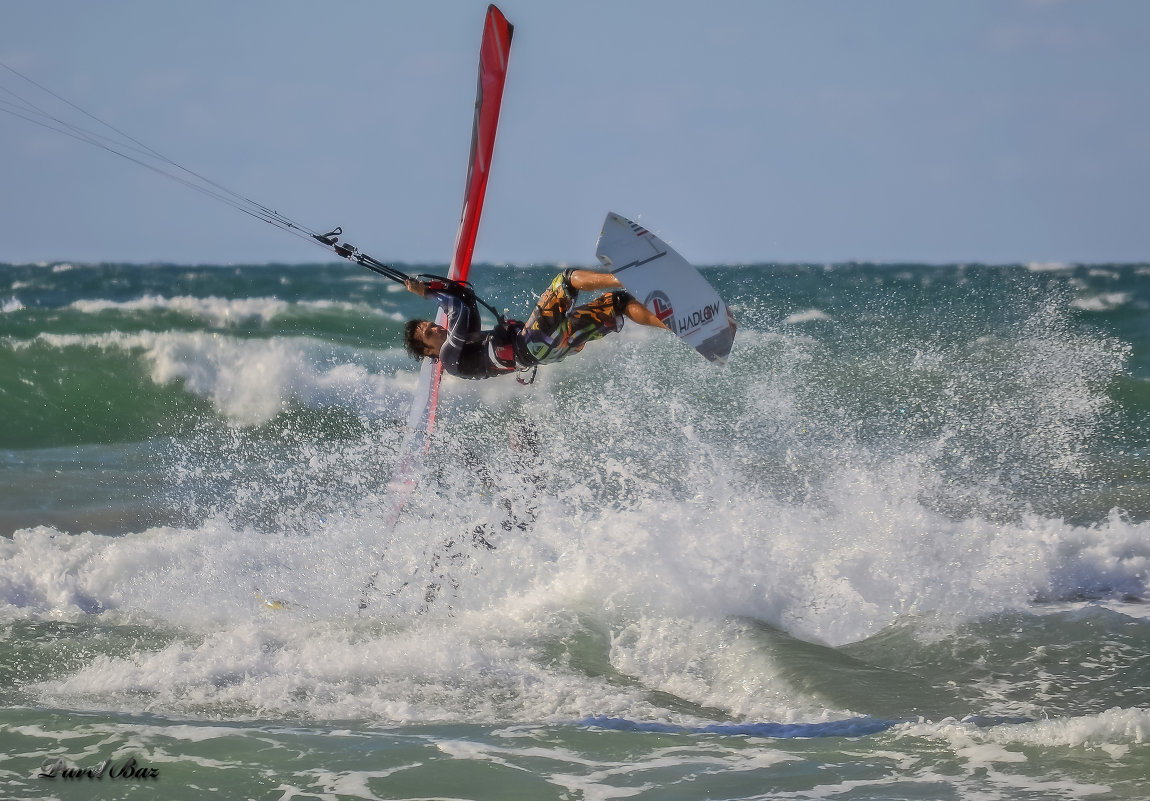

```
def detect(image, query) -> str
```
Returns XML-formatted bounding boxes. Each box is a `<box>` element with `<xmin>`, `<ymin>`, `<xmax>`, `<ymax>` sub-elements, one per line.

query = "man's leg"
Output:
<box><xmin>567</xmin><ymin>269</ymin><xmax>623</xmax><ymax>292</ymax></box>
<box><xmin>522</xmin><ymin>271</ymin><xmax>671</xmax><ymax>362</ymax></box>
<box><xmin>562</xmin><ymin>290</ymin><xmax>668</xmax><ymax>351</ymax></box>
<box><xmin>620</xmin><ymin>295</ymin><xmax>671</xmax><ymax>330</ymax></box>
<box><xmin>521</xmin><ymin>272</ymin><xmax>578</xmax><ymax>363</ymax></box>
<box><xmin>568</xmin><ymin>271</ymin><xmax>669</xmax><ymax>330</ymax></box>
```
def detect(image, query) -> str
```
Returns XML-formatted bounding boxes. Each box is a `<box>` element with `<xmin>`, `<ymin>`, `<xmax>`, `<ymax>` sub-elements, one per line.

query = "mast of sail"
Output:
<box><xmin>359</xmin><ymin>7</ymin><xmax>514</xmax><ymax>610</ymax></box>
<box><xmin>418</xmin><ymin>4</ymin><xmax>514</xmax><ymax>437</ymax></box>
<box><xmin>449</xmin><ymin>5</ymin><xmax>514</xmax><ymax>283</ymax></box>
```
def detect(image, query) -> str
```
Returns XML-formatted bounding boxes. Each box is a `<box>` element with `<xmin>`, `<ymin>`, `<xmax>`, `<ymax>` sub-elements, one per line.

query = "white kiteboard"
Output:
<box><xmin>595</xmin><ymin>212</ymin><xmax>736</xmax><ymax>365</ymax></box>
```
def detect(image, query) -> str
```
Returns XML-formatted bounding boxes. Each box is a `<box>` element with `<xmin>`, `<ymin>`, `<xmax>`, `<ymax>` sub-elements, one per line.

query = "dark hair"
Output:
<box><xmin>403</xmin><ymin>319</ymin><xmax>427</xmax><ymax>360</ymax></box>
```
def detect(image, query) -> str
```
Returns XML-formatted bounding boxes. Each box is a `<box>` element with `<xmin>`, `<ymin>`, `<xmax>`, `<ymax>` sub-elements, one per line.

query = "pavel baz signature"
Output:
<box><xmin>40</xmin><ymin>756</ymin><xmax>159</xmax><ymax>780</ymax></box>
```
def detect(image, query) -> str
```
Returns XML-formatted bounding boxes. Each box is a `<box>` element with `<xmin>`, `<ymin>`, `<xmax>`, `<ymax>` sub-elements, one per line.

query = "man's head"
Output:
<box><xmin>403</xmin><ymin>319</ymin><xmax>448</xmax><ymax>360</ymax></box>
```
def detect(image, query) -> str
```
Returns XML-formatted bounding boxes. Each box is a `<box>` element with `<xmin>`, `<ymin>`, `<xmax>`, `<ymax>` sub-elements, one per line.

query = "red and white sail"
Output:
<box><xmin>391</xmin><ymin>5</ymin><xmax>514</xmax><ymax>495</ymax></box>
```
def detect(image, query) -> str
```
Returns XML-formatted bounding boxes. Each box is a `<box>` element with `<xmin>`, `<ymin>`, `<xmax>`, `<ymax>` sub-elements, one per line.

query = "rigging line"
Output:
<box><xmin>0</xmin><ymin>85</ymin><xmax>55</xmax><ymax>120</ymax></box>
<box><xmin>0</xmin><ymin>101</ymin><xmax>234</xmax><ymax>210</ymax></box>
<box><xmin>0</xmin><ymin>96</ymin><xmax>303</xmax><ymax>237</ymax></box>
<box><xmin>0</xmin><ymin>101</ymin><xmax>311</xmax><ymax>242</ymax></box>
<box><xmin>0</xmin><ymin>61</ymin><xmax>173</xmax><ymax>162</ymax></box>
<box><xmin>0</xmin><ymin>60</ymin><xmax>318</xmax><ymax>237</ymax></box>
<box><xmin>0</xmin><ymin>90</ymin><xmax>165</xmax><ymax>164</ymax></box>
<box><xmin>0</xmin><ymin>63</ymin><xmax>404</xmax><ymax>272</ymax></box>
<box><xmin>0</xmin><ymin>94</ymin><xmax>391</xmax><ymax>269</ymax></box>
<box><xmin>0</xmin><ymin>94</ymin><xmax>173</xmax><ymax>171</ymax></box>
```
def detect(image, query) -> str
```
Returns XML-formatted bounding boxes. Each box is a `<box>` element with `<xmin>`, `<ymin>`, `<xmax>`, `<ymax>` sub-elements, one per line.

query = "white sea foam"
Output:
<box><xmin>71</xmin><ymin>294</ymin><xmax>290</xmax><ymax>324</ymax></box>
<box><xmin>4</xmin><ymin>445</ymin><xmax>1149</xmax><ymax>725</ymax></box>
<box><xmin>897</xmin><ymin>707</ymin><xmax>1150</xmax><ymax>749</ymax></box>
<box><xmin>144</xmin><ymin>331</ymin><xmax>412</xmax><ymax>425</ymax></box>
<box><xmin>3</xmin><ymin>277</ymin><xmax>1143</xmax><ymax>733</ymax></box>
<box><xmin>68</xmin><ymin>295</ymin><xmax>392</xmax><ymax>326</ymax></box>
<box><xmin>1071</xmin><ymin>292</ymin><xmax>1131</xmax><ymax>312</ymax></box>
<box><xmin>1</xmin><ymin>296</ymin><xmax>24</xmax><ymax>313</ymax></box>
<box><xmin>25</xmin><ymin>330</ymin><xmax>415</xmax><ymax>425</ymax></box>
<box><xmin>781</xmin><ymin>309</ymin><xmax>830</xmax><ymax>324</ymax></box>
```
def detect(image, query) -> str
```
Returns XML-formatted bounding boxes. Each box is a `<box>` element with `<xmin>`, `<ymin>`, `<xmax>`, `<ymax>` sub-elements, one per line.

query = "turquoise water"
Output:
<box><xmin>1</xmin><ymin>260</ymin><xmax>1148</xmax><ymax>800</ymax></box>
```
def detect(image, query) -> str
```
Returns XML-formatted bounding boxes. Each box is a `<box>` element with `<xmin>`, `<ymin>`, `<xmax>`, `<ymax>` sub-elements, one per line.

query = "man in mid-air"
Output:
<box><xmin>403</xmin><ymin>268</ymin><xmax>669</xmax><ymax>380</ymax></box>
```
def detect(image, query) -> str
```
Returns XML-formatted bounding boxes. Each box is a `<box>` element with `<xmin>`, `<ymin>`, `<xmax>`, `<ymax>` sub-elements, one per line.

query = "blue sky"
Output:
<box><xmin>1</xmin><ymin>1</ymin><xmax>1147</xmax><ymax>265</ymax></box>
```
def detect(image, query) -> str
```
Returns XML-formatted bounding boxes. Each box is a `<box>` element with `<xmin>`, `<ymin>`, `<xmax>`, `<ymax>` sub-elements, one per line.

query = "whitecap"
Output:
<box><xmin>1071</xmin><ymin>292</ymin><xmax>1130</xmax><ymax>312</ymax></box>
<box><xmin>1026</xmin><ymin>262</ymin><xmax>1075</xmax><ymax>272</ymax></box>
<box><xmin>782</xmin><ymin>309</ymin><xmax>830</xmax><ymax>324</ymax></box>
<box><xmin>68</xmin><ymin>295</ymin><xmax>390</xmax><ymax>327</ymax></box>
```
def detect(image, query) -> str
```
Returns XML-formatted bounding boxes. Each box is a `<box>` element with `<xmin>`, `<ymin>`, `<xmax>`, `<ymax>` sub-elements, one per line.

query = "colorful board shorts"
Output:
<box><xmin>521</xmin><ymin>271</ymin><xmax>627</xmax><ymax>364</ymax></box>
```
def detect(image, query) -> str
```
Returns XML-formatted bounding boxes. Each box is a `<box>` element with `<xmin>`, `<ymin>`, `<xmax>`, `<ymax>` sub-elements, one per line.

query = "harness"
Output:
<box><xmin>486</xmin><ymin>318</ymin><xmax>539</xmax><ymax>384</ymax></box>
<box><xmin>423</xmin><ymin>275</ymin><xmax>539</xmax><ymax>384</ymax></box>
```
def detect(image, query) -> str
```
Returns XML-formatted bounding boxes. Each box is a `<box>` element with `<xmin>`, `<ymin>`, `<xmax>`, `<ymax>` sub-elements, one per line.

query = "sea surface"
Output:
<box><xmin>1</xmin><ymin>259</ymin><xmax>1148</xmax><ymax>800</ymax></box>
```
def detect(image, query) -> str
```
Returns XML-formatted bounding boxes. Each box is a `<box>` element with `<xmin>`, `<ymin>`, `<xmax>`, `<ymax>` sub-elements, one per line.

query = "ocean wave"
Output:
<box><xmin>4</xmin><ymin>261</ymin><xmax>1148</xmax><ymax>751</ymax></box>
<box><xmin>68</xmin><ymin>295</ymin><xmax>397</xmax><ymax>326</ymax></box>
<box><xmin>143</xmin><ymin>331</ymin><xmax>414</xmax><ymax>425</ymax></box>
<box><xmin>3</xmin><ymin>457</ymin><xmax>1148</xmax><ymax>723</ymax></box>
<box><xmin>1071</xmin><ymin>292</ymin><xmax>1132</xmax><ymax>312</ymax></box>
<box><xmin>896</xmin><ymin>707</ymin><xmax>1150</xmax><ymax>749</ymax></box>
<box><xmin>12</xmin><ymin>330</ymin><xmax>415</xmax><ymax>426</ymax></box>
<box><xmin>781</xmin><ymin>309</ymin><xmax>831</xmax><ymax>324</ymax></box>
<box><xmin>1026</xmin><ymin>262</ymin><xmax>1076</xmax><ymax>272</ymax></box>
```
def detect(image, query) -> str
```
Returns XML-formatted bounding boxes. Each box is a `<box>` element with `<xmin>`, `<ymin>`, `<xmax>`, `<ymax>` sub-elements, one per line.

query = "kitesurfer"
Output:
<box><xmin>403</xmin><ymin>268</ymin><xmax>670</xmax><ymax>379</ymax></box>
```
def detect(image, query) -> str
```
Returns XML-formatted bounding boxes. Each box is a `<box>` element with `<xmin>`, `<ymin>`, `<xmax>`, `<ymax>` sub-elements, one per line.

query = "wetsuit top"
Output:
<box><xmin>425</xmin><ymin>282</ymin><xmax>531</xmax><ymax>380</ymax></box>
